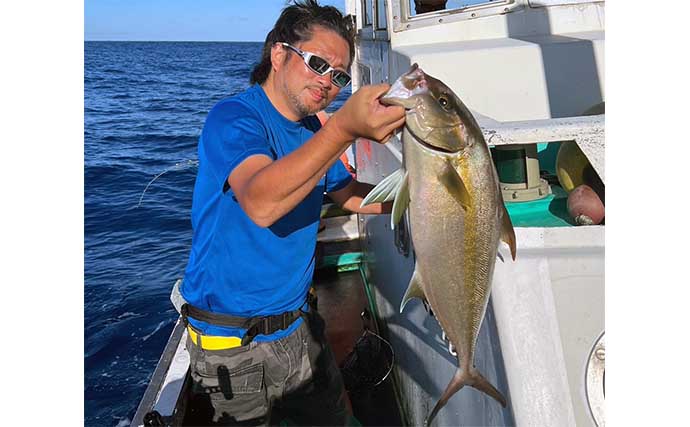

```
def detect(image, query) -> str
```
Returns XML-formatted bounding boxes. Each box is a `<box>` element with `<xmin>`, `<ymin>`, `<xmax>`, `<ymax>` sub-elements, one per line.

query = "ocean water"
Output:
<box><xmin>84</xmin><ymin>41</ymin><xmax>351</xmax><ymax>427</ymax></box>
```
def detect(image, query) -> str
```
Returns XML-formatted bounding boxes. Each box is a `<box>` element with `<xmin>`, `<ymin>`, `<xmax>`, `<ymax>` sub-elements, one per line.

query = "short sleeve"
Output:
<box><xmin>199</xmin><ymin>100</ymin><xmax>273</xmax><ymax>186</ymax></box>
<box><xmin>325</xmin><ymin>157</ymin><xmax>354</xmax><ymax>193</ymax></box>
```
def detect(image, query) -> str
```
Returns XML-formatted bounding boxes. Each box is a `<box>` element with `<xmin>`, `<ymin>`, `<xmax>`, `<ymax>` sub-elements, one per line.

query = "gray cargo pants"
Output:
<box><xmin>186</xmin><ymin>311</ymin><xmax>348</xmax><ymax>426</ymax></box>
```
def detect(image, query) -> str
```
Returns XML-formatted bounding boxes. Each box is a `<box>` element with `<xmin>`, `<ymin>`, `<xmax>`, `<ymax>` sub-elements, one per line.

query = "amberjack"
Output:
<box><xmin>362</xmin><ymin>64</ymin><xmax>516</xmax><ymax>425</ymax></box>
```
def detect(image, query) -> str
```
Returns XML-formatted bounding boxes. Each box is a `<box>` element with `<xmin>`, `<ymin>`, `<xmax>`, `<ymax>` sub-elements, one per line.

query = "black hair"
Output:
<box><xmin>250</xmin><ymin>0</ymin><xmax>355</xmax><ymax>85</ymax></box>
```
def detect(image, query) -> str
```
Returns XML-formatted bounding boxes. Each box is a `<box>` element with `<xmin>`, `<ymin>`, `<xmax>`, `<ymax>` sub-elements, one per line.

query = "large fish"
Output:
<box><xmin>362</xmin><ymin>64</ymin><xmax>517</xmax><ymax>425</ymax></box>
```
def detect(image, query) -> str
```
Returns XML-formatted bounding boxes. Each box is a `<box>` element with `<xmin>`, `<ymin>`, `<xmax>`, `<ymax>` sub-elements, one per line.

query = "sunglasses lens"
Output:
<box><xmin>301</xmin><ymin>48</ymin><xmax>351</xmax><ymax>88</ymax></box>
<box><xmin>307</xmin><ymin>55</ymin><xmax>330</xmax><ymax>74</ymax></box>
<box><xmin>332</xmin><ymin>71</ymin><xmax>351</xmax><ymax>88</ymax></box>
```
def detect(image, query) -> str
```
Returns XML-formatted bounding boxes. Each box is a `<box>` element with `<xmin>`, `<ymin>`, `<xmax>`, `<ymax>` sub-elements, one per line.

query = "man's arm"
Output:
<box><xmin>328</xmin><ymin>180</ymin><xmax>393</xmax><ymax>214</ymax></box>
<box><xmin>229</xmin><ymin>84</ymin><xmax>404</xmax><ymax>227</ymax></box>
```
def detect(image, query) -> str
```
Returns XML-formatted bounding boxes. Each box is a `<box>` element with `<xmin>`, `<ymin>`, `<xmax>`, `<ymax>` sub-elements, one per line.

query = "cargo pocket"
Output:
<box><xmin>208</xmin><ymin>363</ymin><xmax>269</xmax><ymax>423</ymax></box>
<box><xmin>186</xmin><ymin>336</ymin><xmax>269</xmax><ymax>422</ymax></box>
<box><xmin>186</xmin><ymin>333</ymin><xmax>253</xmax><ymax>374</ymax></box>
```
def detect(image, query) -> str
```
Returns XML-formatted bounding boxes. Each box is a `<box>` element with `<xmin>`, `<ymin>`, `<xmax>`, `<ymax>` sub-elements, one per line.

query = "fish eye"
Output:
<box><xmin>438</xmin><ymin>96</ymin><xmax>450</xmax><ymax>109</ymax></box>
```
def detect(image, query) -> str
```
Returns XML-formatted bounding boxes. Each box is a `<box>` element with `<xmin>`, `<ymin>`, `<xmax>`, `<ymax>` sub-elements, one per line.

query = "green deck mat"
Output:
<box><xmin>505</xmin><ymin>185</ymin><xmax>574</xmax><ymax>227</ymax></box>
<box><xmin>501</xmin><ymin>142</ymin><xmax>574</xmax><ymax>227</ymax></box>
<box><xmin>489</xmin><ymin>142</ymin><xmax>576</xmax><ymax>227</ymax></box>
<box><xmin>316</xmin><ymin>252</ymin><xmax>363</xmax><ymax>272</ymax></box>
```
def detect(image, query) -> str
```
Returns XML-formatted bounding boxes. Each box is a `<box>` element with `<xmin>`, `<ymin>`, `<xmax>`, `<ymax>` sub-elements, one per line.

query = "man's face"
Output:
<box><xmin>278</xmin><ymin>26</ymin><xmax>350</xmax><ymax>118</ymax></box>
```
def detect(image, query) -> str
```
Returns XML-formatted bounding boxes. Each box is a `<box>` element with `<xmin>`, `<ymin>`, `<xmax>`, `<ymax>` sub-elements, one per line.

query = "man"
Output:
<box><xmin>180</xmin><ymin>0</ymin><xmax>405</xmax><ymax>425</ymax></box>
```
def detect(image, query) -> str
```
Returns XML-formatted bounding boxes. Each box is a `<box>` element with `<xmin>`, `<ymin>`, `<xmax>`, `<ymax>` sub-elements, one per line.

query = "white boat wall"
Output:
<box><xmin>344</xmin><ymin>1</ymin><xmax>604</xmax><ymax>426</ymax></box>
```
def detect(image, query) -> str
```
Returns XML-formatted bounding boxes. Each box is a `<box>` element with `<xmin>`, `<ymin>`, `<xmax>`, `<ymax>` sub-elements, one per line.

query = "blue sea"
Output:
<box><xmin>84</xmin><ymin>41</ymin><xmax>351</xmax><ymax>427</ymax></box>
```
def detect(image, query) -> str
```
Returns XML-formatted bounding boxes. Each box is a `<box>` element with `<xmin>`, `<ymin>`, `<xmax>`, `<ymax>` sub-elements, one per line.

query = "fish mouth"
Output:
<box><xmin>405</xmin><ymin>123</ymin><xmax>458</xmax><ymax>154</ymax></box>
<box><xmin>380</xmin><ymin>63</ymin><xmax>428</xmax><ymax>109</ymax></box>
<box><xmin>384</xmin><ymin>64</ymin><xmax>463</xmax><ymax>154</ymax></box>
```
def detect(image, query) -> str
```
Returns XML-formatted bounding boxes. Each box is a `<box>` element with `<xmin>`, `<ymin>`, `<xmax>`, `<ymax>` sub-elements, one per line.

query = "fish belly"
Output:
<box><xmin>404</xmin><ymin>133</ymin><xmax>501</xmax><ymax>362</ymax></box>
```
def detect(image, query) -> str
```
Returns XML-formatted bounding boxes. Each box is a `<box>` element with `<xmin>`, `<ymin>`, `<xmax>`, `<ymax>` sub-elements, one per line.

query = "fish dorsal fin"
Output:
<box><xmin>360</xmin><ymin>168</ymin><xmax>405</xmax><ymax>207</ymax></box>
<box><xmin>500</xmin><ymin>204</ymin><xmax>517</xmax><ymax>261</ymax></box>
<box><xmin>400</xmin><ymin>266</ymin><xmax>426</xmax><ymax>313</ymax></box>
<box><xmin>438</xmin><ymin>161</ymin><xmax>471</xmax><ymax>212</ymax></box>
<box><xmin>390</xmin><ymin>171</ymin><xmax>410</xmax><ymax>229</ymax></box>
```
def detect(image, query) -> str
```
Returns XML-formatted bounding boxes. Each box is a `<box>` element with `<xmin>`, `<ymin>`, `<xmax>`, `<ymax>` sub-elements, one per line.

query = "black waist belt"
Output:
<box><xmin>180</xmin><ymin>293</ymin><xmax>314</xmax><ymax>346</ymax></box>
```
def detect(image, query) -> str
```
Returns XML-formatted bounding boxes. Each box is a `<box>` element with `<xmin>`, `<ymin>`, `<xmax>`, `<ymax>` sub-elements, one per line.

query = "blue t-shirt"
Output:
<box><xmin>181</xmin><ymin>84</ymin><xmax>353</xmax><ymax>341</ymax></box>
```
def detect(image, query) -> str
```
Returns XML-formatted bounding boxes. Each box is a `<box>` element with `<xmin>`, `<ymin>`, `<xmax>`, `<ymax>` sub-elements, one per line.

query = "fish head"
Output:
<box><xmin>381</xmin><ymin>64</ymin><xmax>473</xmax><ymax>153</ymax></box>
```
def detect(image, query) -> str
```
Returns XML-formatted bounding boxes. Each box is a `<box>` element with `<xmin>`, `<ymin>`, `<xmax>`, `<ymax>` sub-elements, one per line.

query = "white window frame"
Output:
<box><xmin>358</xmin><ymin>0</ymin><xmax>375</xmax><ymax>40</ymax></box>
<box><xmin>359</xmin><ymin>0</ymin><xmax>390</xmax><ymax>41</ymax></box>
<box><xmin>375</xmin><ymin>0</ymin><xmax>388</xmax><ymax>30</ymax></box>
<box><xmin>391</xmin><ymin>0</ymin><xmax>519</xmax><ymax>32</ymax></box>
<box><xmin>374</xmin><ymin>0</ymin><xmax>390</xmax><ymax>40</ymax></box>
<box><xmin>528</xmin><ymin>0</ymin><xmax>604</xmax><ymax>7</ymax></box>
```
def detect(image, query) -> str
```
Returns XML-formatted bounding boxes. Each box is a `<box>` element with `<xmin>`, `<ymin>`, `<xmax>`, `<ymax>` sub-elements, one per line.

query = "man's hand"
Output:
<box><xmin>328</xmin><ymin>180</ymin><xmax>392</xmax><ymax>215</ymax></box>
<box><xmin>326</xmin><ymin>84</ymin><xmax>406</xmax><ymax>144</ymax></box>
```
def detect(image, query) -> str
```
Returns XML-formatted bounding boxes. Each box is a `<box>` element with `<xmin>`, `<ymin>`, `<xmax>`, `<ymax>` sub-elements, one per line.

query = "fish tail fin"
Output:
<box><xmin>469</xmin><ymin>367</ymin><xmax>507</xmax><ymax>407</ymax></box>
<box><xmin>425</xmin><ymin>369</ymin><xmax>465</xmax><ymax>426</ymax></box>
<box><xmin>424</xmin><ymin>367</ymin><xmax>507</xmax><ymax>426</ymax></box>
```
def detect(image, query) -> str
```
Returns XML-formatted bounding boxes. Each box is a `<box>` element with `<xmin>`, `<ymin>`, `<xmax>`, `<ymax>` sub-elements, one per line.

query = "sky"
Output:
<box><xmin>85</xmin><ymin>0</ymin><xmax>346</xmax><ymax>42</ymax></box>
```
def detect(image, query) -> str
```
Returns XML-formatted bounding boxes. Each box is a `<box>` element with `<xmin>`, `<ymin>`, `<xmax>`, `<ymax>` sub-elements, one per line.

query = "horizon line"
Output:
<box><xmin>84</xmin><ymin>39</ymin><xmax>264</xmax><ymax>43</ymax></box>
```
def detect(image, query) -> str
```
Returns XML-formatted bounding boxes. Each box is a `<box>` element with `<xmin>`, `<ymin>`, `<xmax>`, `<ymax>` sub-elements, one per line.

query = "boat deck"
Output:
<box><xmin>313</xmin><ymin>267</ymin><xmax>402</xmax><ymax>427</ymax></box>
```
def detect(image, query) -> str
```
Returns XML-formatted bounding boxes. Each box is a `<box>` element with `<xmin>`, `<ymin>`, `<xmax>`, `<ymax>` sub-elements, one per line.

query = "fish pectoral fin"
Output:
<box><xmin>360</xmin><ymin>168</ymin><xmax>405</xmax><ymax>207</ymax></box>
<box><xmin>438</xmin><ymin>161</ymin><xmax>471</xmax><ymax>212</ymax></box>
<box><xmin>500</xmin><ymin>204</ymin><xmax>517</xmax><ymax>261</ymax></box>
<box><xmin>400</xmin><ymin>267</ymin><xmax>425</xmax><ymax>313</ymax></box>
<box><xmin>390</xmin><ymin>171</ymin><xmax>410</xmax><ymax>229</ymax></box>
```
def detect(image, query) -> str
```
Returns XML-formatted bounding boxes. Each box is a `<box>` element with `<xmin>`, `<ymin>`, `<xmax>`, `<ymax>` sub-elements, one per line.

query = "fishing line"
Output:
<box><xmin>136</xmin><ymin>159</ymin><xmax>199</xmax><ymax>208</ymax></box>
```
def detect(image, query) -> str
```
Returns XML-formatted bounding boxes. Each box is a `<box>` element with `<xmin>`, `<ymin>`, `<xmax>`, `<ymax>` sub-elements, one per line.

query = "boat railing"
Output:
<box><xmin>382</xmin><ymin>112</ymin><xmax>605</xmax><ymax>183</ymax></box>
